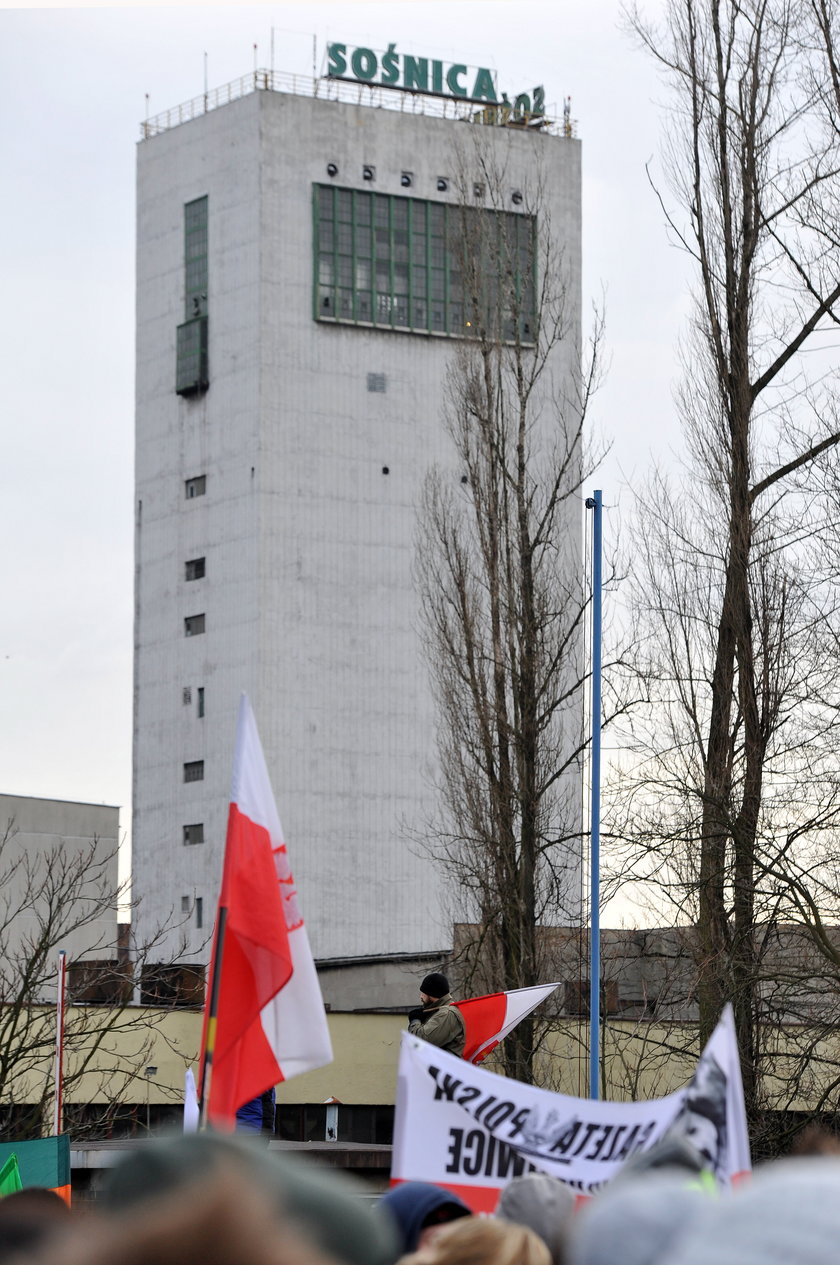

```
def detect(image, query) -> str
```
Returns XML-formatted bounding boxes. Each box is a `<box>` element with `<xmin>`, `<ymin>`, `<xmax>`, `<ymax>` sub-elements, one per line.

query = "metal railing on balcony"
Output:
<box><xmin>140</xmin><ymin>69</ymin><xmax>574</xmax><ymax>140</ymax></box>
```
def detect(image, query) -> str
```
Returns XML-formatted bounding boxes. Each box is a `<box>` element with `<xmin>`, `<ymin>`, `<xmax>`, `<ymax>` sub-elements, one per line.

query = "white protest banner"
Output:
<box><xmin>392</xmin><ymin>1004</ymin><xmax>750</xmax><ymax>1211</ymax></box>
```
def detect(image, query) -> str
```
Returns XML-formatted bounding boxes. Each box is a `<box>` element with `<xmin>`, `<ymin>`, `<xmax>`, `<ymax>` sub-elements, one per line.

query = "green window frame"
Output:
<box><xmin>184</xmin><ymin>196</ymin><xmax>208</xmax><ymax>320</ymax></box>
<box><xmin>176</xmin><ymin>315</ymin><xmax>208</xmax><ymax>396</ymax></box>
<box><xmin>313</xmin><ymin>185</ymin><xmax>536</xmax><ymax>342</ymax></box>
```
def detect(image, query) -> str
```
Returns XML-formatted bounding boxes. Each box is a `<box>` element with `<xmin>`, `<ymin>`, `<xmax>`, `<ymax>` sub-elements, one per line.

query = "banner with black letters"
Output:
<box><xmin>391</xmin><ymin>1003</ymin><xmax>750</xmax><ymax>1211</ymax></box>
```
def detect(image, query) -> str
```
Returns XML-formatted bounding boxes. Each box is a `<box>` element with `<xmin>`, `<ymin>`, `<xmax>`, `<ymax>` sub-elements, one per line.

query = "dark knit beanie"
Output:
<box><xmin>421</xmin><ymin>972</ymin><xmax>449</xmax><ymax>998</ymax></box>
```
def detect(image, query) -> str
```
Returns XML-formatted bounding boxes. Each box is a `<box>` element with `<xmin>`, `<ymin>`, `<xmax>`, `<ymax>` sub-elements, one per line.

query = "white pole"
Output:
<box><xmin>53</xmin><ymin>951</ymin><xmax>67</xmax><ymax>1135</ymax></box>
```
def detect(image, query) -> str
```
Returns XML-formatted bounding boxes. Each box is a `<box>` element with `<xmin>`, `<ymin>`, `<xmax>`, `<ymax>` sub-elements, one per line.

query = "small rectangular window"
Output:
<box><xmin>181</xmin><ymin>896</ymin><xmax>190</xmax><ymax>913</ymax></box>
<box><xmin>564</xmin><ymin>980</ymin><xmax>619</xmax><ymax>1017</ymax></box>
<box><xmin>184</xmin><ymin>614</ymin><xmax>205</xmax><ymax>637</ymax></box>
<box><xmin>195</xmin><ymin>897</ymin><xmax>203</xmax><ymax>930</ymax></box>
<box><xmin>66</xmin><ymin>960</ymin><xmax>131</xmax><ymax>1007</ymax></box>
<box><xmin>185</xmin><ymin>476</ymin><xmax>206</xmax><ymax>499</ymax></box>
<box><xmin>183</xmin><ymin>823</ymin><xmax>204</xmax><ymax>846</ymax></box>
<box><xmin>182</xmin><ymin>687</ymin><xmax>192</xmax><ymax>705</ymax></box>
<box><xmin>183</xmin><ymin>760</ymin><xmax>204</xmax><ymax>783</ymax></box>
<box><xmin>197</xmin><ymin>687</ymin><xmax>205</xmax><ymax>718</ymax></box>
<box><xmin>367</xmin><ymin>372</ymin><xmax>386</xmax><ymax>393</ymax></box>
<box><xmin>139</xmin><ymin>963</ymin><xmax>205</xmax><ymax>1008</ymax></box>
<box><xmin>185</xmin><ymin>557</ymin><xmax>206</xmax><ymax>581</ymax></box>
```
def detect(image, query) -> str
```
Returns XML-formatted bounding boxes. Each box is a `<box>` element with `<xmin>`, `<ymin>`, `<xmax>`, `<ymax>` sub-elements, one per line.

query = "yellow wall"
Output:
<box><xmin>8</xmin><ymin>1007</ymin><xmax>840</xmax><ymax>1113</ymax></box>
<box><xmin>274</xmin><ymin>1013</ymin><xmax>406</xmax><ymax>1104</ymax></box>
<box><xmin>4</xmin><ymin>1007</ymin><xmax>407</xmax><ymax>1107</ymax></box>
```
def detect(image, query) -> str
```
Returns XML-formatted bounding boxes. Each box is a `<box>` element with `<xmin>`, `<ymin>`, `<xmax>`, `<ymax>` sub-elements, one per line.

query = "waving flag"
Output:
<box><xmin>455</xmin><ymin>984</ymin><xmax>560</xmax><ymax>1064</ymax></box>
<box><xmin>183</xmin><ymin>1068</ymin><xmax>199</xmax><ymax>1133</ymax></box>
<box><xmin>200</xmin><ymin>695</ymin><xmax>332</xmax><ymax>1128</ymax></box>
<box><xmin>0</xmin><ymin>1154</ymin><xmax>22</xmax><ymax>1197</ymax></box>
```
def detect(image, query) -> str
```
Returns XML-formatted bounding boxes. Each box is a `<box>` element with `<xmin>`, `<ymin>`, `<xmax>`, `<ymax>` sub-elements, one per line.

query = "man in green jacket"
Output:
<box><xmin>407</xmin><ymin>972</ymin><xmax>466</xmax><ymax>1057</ymax></box>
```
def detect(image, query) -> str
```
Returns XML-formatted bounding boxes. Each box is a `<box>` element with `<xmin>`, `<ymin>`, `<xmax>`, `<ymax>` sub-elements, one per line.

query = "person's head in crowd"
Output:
<box><xmin>26</xmin><ymin>1168</ymin><xmax>337</xmax><ymax>1265</ymax></box>
<box><xmin>565</xmin><ymin>1170</ymin><xmax>711</xmax><ymax>1265</ymax></box>
<box><xmin>666</xmin><ymin>1157</ymin><xmax>840</xmax><ymax>1265</ymax></box>
<box><xmin>401</xmin><ymin>1215</ymin><xmax>551</xmax><ymax>1265</ymax></box>
<box><xmin>378</xmin><ymin>1182</ymin><xmax>471</xmax><ymax>1254</ymax></box>
<box><xmin>495</xmin><ymin>1174</ymin><xmax>575</xmax><ymax>1265</ymax></box>
<box><xmin>0</xmin><ymin>1187</ymin><xmax>73</xmax><ymax>1261</ymax></box>
<box><xmin>419</xmin><ymin>974</ymin><xmax>450</xmax><ymax>1004</ymax></box>
<box><xmin>101</xmin><ymin>1131</ymin><xmax>397</xmax><ymax>1265</ymax></box>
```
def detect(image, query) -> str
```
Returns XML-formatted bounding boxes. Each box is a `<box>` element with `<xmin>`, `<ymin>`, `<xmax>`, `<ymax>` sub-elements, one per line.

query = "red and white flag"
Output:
<box><xmin>200</xmin><ymin>694</ymin><xmax>332</xmax><ymax>1128</ymax></box>
<box><xmin>455</xmin><ymin>983</ymin><xmax>560</xmax><ymax>1064</ymax></box>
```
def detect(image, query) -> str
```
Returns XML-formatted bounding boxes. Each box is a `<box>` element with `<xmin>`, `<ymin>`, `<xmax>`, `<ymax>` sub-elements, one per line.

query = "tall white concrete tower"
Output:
<box><xmin>132</xmin><ymin>68</ymin><xmax>582</xmax><ymax>969</ymax></box>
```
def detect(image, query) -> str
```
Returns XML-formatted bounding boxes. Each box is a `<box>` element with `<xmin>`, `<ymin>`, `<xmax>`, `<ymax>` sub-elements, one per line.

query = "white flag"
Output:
<box><xmin>183</xmin><ymin>1066</ymin><xmax>199</xmax><ymax>1133</ymax></box>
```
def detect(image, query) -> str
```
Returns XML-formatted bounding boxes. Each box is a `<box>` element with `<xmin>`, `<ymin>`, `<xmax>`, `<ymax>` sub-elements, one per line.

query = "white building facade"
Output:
<box><xmin>132</xmin><ymin>70</ymin><xmax>582</xmax><ymax>966</ymax></box>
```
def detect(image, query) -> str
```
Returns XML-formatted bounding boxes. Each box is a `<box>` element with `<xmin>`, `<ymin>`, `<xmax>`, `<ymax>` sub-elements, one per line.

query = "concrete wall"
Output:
<box><xmin>0</xmin><ymin>795</ymin><xmax>119</xmax><ymax>1000</ymax></box>
<box><xmin>133</xmin><ymin>86</ymin><xmax>583</xmax><ymax>965</ymax></box>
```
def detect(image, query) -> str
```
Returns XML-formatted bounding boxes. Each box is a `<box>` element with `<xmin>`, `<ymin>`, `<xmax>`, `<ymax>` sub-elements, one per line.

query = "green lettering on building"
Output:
<box><xmin>471</xmin><ymin>67</ymin><xmax>497</xmax><ymax>103</ymax></box>
<box><xmin>325</xmin><ymin>42</ymin><xmax>544</xmax><ymax>116</ymax></box>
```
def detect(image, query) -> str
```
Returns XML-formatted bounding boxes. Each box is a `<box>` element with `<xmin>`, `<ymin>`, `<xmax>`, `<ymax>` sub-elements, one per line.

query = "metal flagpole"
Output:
<box><xmin>585</xmin><ymin>490</ymin><xmax>602</xmax><ymax>1099</ymax></box>
<box><xmin>198</xmin><ymin>905</ymin><xmax>228</xmax><ymax>1129</ymax></box>
<box><xmin>53</xmin><ymin>950</ymin><xmax>67</xmax><ymax>1134</ymax></box>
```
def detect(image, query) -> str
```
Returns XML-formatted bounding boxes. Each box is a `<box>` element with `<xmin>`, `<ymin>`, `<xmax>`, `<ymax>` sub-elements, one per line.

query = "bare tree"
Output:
<box><xmin>415</xmin><ymin>135</ymin><xmax>610</xmax><ymax>1083</ymax></box>
<box><xmin>0</xmin><ymin>817</ymin><xmax>190</xmax><ymax>1140</ymax></box>
<box><xmin>613</xmin><ymin>0</ymin><xmax>840</xmax><ymax>1142</ymax></box>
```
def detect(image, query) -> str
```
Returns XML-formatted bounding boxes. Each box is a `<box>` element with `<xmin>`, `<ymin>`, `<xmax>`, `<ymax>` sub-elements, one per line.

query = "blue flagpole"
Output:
<box><xmin>585</xmin><ymin>490</ymin><xmax>602</xmax><ymax>1100</ymax></box>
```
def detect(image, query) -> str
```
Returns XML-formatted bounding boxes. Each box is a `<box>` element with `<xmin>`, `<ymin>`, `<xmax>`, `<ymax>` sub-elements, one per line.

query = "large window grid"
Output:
<box><xmin>313</xmin><ymin>186</ymin><xmax>535</xmax><ymax>342</ymax></box>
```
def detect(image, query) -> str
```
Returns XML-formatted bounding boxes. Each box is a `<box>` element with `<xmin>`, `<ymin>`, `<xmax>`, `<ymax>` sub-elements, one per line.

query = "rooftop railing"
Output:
<box><xmin>140</xmin><ymin>69</ymin><xmax>574</xmax><ymax>140</ymax></box>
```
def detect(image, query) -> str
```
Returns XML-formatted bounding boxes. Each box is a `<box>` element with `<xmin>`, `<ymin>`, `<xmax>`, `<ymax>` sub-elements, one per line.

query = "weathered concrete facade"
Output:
<box><xmin>133</xmin><ymin>83</ymin><xmax>583</xmax><ymax>964</ymax></box>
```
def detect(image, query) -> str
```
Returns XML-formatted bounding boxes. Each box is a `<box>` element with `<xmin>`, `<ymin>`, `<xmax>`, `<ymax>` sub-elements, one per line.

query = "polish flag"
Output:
<box><xmin>454</xmin><ymin>983</ymin><xmax>561</xmax><ymax>1064</ymax></box>
<box><xmin>200</xmin><ymin>695</ymin><xmax>333</xmax><ymax>1128</ymax></box>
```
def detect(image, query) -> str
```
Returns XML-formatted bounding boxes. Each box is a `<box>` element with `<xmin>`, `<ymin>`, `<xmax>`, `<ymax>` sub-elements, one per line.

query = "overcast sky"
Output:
<box><xmin>0</xmin><ymin>1</ymin><xmax>690</xmax><ymax>863</ymax></box>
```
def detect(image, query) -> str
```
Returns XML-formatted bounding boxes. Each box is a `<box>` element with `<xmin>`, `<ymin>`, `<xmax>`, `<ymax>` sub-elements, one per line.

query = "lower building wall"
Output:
<box><xmin>6</xmin><ymin>1005</ymin><xmax>840</xmax><ymax>1131</ymax></box>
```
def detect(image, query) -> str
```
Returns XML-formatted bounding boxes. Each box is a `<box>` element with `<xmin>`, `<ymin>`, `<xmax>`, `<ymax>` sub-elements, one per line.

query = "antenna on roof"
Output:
<box><xmin>204</xmin><ymin>52</ymin><xmax>208</xmax><ymax>112</ymax></box>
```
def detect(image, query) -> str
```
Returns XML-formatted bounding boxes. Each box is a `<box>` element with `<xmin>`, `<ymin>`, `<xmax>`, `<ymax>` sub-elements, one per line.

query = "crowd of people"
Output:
<box><xmin>1</xmin><ymin>1126</ymin><xmax>840</xmax><ymax>1265</ymax></box>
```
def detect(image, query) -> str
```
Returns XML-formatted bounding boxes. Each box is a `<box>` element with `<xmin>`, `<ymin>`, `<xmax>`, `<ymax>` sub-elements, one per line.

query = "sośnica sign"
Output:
<box><xmin>327</xmin><ymin>43</ymin><xmax>545</xmax><ymax>117</ymax></box>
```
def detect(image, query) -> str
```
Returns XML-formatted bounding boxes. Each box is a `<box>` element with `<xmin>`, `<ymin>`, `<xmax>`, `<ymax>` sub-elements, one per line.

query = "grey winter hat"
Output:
<box><xmin>496</xmin><ymin>1174</ymin><xmax>575</xmax><ymax>1265</ymax></box>
<box><xmin>566</xmin><ymin>1170</ymin><xmax>711</xmax><ymax>1265</ymax></box>
<box><xmin>667</xmin><ymin>1157</ymin><xmax>840</xmax><ymax>1265</ymax></box>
